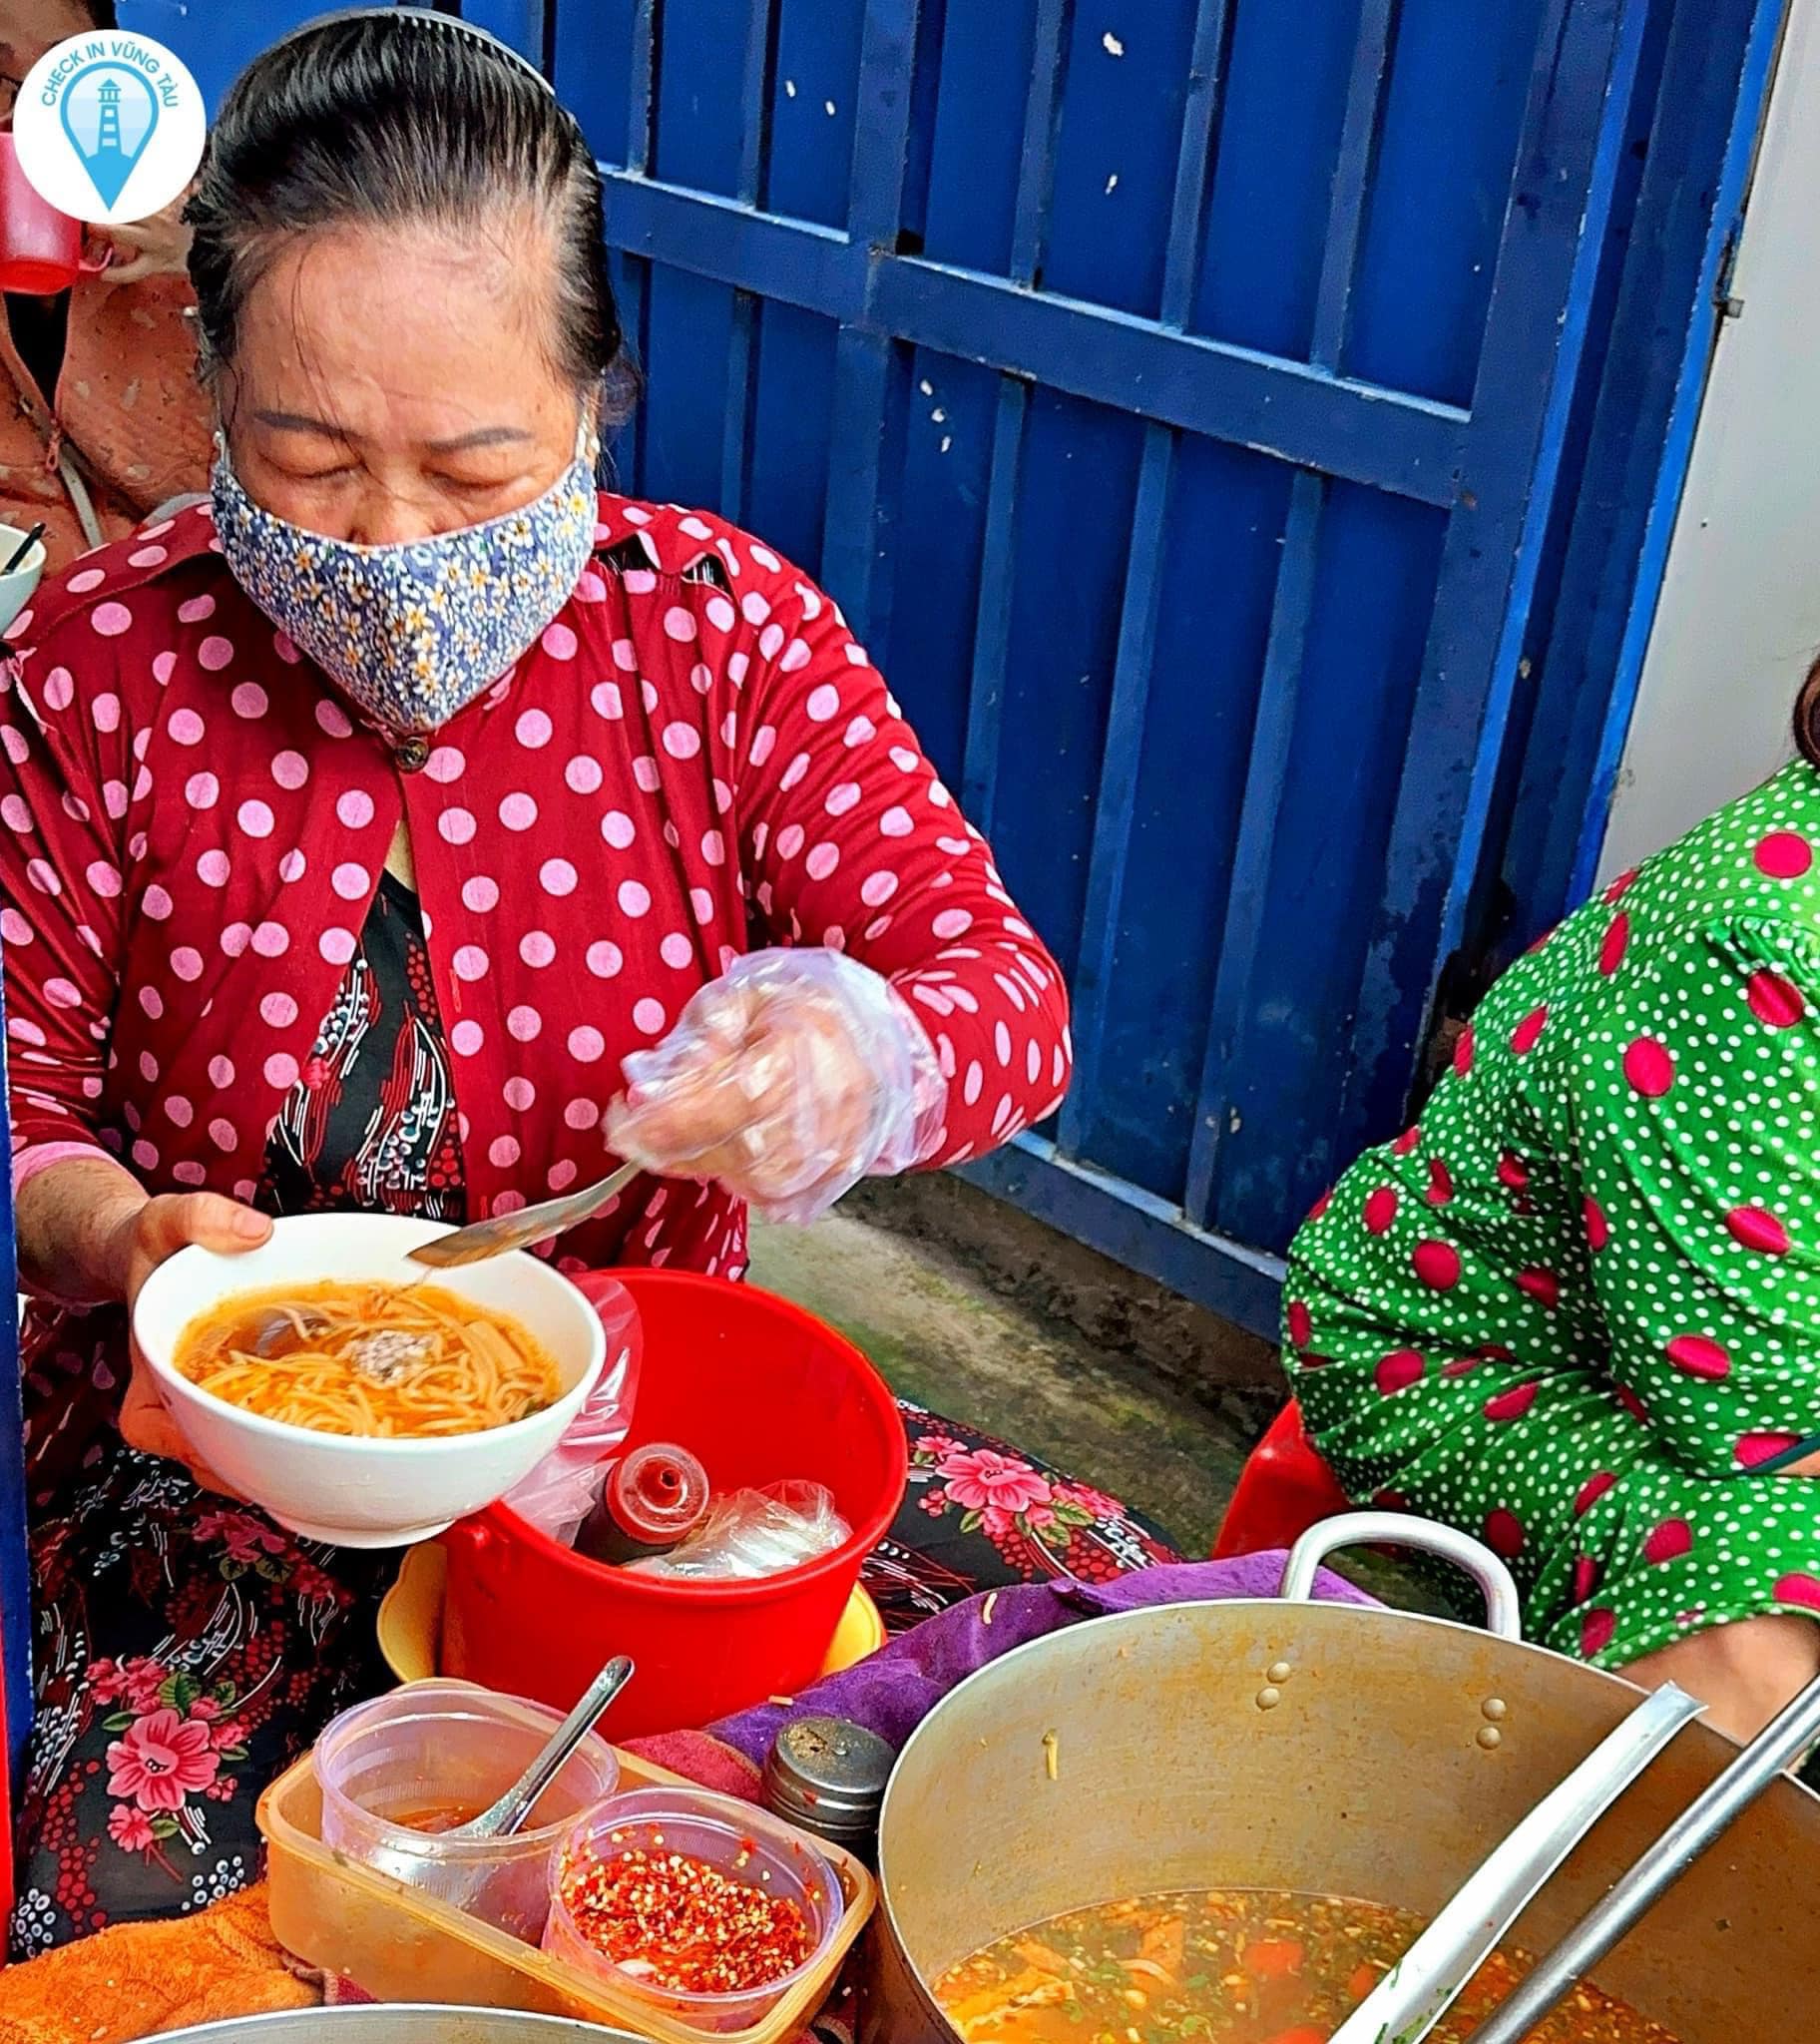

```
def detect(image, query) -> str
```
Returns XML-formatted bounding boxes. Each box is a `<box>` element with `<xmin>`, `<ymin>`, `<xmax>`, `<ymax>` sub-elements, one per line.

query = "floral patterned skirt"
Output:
<box><xmin>10</xmin><ymin>1406</ymin><xmax>1180</xmax><ymax>1956</ymax></box>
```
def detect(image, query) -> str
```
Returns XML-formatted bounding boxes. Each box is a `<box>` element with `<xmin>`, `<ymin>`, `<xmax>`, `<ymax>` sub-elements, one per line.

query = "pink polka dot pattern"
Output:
<box><xmin>2</xmin><ymin>496</ymin><xmax>1064</xmax><ymax>1349</ymax></box>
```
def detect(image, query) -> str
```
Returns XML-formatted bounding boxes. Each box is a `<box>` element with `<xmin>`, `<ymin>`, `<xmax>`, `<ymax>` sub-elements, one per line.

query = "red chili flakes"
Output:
<box><xmin>559</xmin><ymin>1839</ymin><xmax>814</xmax><ymax>1995</ymax></box>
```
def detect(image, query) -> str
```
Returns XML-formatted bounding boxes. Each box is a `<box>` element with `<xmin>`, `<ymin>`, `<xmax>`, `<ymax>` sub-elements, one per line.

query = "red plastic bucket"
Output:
<box><xmin>440</xmin><ymin>1271</ymin><xmax>906</xmax><ymax>1738</ymax></box>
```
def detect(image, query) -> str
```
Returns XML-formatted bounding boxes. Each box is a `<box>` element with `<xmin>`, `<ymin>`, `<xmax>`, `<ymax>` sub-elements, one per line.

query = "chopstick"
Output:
<box><xmin>2</xmin><ymin>523</ymin><xmax>45</xmax><ymax>576</ymax></box>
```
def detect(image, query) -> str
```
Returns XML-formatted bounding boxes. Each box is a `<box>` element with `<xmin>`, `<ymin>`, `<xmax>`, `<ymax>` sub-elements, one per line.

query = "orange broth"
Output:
<box><xmin>933</xmin><ymin>1888</ymin><xmax>1678</xmax><ymax>2044</ymax></box>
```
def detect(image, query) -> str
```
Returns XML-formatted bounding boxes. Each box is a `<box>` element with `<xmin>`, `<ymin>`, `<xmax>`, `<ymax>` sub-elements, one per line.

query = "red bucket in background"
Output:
<box><xmin>440</xmin><ymin>1271</ymin><xmax>907</xmax><ymax>1740</ymax></box>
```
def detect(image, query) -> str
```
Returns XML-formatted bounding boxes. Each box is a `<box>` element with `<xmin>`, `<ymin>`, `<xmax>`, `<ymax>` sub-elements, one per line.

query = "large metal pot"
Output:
<box><xmin>864</xmin><ymin>1516</ymin><xmax>1820</xmax><ymax>2044</ymax></box>
<box><xmin>152</xmin><ymin>2010</ymin><xmax>645</xmax><ymax>2044</ymax></box>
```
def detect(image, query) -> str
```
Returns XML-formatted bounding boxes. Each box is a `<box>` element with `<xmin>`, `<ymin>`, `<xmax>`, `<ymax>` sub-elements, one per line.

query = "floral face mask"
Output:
<box><xmin>211</xmin><ymin>430</ymin><xmax>598</xmax><ymax>736</ymax></box>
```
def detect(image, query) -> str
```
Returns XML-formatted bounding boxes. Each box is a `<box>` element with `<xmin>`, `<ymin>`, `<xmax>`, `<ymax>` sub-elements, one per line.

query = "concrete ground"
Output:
<box><xmin>751</xmin><ymin>1209</ymin><xmax>1257</xmax><ymax>1554</ymax></box>
<box><xmin>749</xmin><ymin>1175</ymin><xmax>1447</xmax><ymax>1612</ymax></box>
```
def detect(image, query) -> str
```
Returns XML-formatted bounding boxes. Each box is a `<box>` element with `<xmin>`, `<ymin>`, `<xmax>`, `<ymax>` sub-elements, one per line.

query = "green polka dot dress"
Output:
<box><xmin>1286</xmin><ymin>761</ymin><xmax>1820</xmax><ymax>1669</ymax></box>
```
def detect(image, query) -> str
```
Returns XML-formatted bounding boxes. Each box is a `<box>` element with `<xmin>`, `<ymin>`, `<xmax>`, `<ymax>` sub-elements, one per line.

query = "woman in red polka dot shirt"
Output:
<box><xmin>0</xmin><ymin>17</ymin><xmax>1183</xmax><ymax>1951</ymax></box>
<box><xmin>1287</xmin><ymin>665</ymin><xmax>1820</xmax><ymax>1752</ymax></box>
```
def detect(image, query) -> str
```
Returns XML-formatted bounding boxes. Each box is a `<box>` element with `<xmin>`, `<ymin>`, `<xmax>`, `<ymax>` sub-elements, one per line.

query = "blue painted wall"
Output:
<box><xmin>561</xmin><ymin>0</ymin><xmax>1668</xmax><ymax>1334</ymax></box>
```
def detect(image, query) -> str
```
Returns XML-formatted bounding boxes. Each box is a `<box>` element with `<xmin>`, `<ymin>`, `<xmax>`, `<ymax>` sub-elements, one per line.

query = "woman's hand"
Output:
<box><xmin>606</xmin><ymin>949</ymin><xmax>947</xmax><ymax>1223</ymax></box>
<box><xmin>105</xmin><ymin>1190</ymin><xmax>271</xmax><ymax>1491</ymax></box>
<box><xmin>92</xmin><ymin>202</ymin><xmax>194</xmax><ymax>286</ymax></box>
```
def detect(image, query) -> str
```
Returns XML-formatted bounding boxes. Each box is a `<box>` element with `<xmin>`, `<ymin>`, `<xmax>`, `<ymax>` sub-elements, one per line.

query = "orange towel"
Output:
<box><xmin>0</xmin><ymin>1884</ymin><xmax>315</xmax><ymax>2044</ymax></box>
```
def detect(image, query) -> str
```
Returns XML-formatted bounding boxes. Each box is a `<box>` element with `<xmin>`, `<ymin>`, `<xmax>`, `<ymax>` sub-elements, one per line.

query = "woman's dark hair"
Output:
<box><xmin>185</xmin><ymin>9</ymin><xmax>631</xmax><ymax>412</ymax></box>
<box><xmin>1798</xmin><ymin>657</ymin><xmax>1820</xmax><ymax>770</ymax></box>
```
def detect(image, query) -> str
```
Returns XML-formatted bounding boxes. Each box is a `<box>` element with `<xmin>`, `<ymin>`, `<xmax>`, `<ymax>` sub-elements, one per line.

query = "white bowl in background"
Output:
<box><xmin>0</xmin><ymin>526</ymin><xmax>47</xmax><ymax>640</ymax></box>
<box><xmin>133</xmin><ymin>1213</ymin><xmax>606</xmax><ymax>1549</ymax></box>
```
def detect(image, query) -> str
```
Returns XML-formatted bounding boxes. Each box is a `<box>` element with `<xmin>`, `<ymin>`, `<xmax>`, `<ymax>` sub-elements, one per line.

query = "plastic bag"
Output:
<box><xmin>500</xmin><ymin>1272</ymin><xmax>642</xmax><ymax>1546</ymax></box>
<box><xmin>606</xmin><ymin>947</ymin><xmax>948</xmax><ymax>1224</ymax></box>
<box><xmin>624</xmin><ymin>1479</ymin><xmax>850</xmax><ymax>1581</ymax></box>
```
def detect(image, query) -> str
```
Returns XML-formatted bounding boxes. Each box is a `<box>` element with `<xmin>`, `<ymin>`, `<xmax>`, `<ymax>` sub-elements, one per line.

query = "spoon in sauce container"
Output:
<box><xmin>369</xmin><ymin>1655</ymin><xmax>635</xmax><ymax>1891</ymax></box>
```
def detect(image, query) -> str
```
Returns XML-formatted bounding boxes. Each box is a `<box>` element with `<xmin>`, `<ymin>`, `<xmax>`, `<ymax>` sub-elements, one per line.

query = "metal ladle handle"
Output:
<box><xmin>1280</xmin><ymin>1510</ymin><xmax>1525</xmax><ymax>1642</ymax></box>
<box><xmin>1460</xmin><ymin>1667</ymin><xmax>1820</xmax><ymax>2044</ymax></box>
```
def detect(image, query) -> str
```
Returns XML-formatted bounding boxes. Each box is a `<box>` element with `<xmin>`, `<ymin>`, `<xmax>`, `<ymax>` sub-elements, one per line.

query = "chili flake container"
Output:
<box><xmin>544</xmin><ymin>1788</ymin><xmax>841</xmax><ymax>2033</ymax></box>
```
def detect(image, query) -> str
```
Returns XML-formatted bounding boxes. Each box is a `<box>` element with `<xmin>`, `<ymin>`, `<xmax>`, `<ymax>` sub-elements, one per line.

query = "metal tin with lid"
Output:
<box><xmin>762</xmin><ymin>1715</ymin><xmax>895</xmax><ymax>1861</ymax></box>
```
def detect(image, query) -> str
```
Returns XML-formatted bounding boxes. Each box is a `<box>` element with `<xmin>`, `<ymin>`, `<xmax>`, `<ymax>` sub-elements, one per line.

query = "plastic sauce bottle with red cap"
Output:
<box><xmin>575</xmin><ymin>1442</ymin><xmax>710</xmax><ymax>1566</ymax></box>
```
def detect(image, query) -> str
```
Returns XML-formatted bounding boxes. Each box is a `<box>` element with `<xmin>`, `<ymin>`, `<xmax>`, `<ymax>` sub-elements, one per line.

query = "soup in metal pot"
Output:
<box><xmin>933</xmin><ymin>1888</ymin><xmax>1677</xmax><ymax>2044</ymax></box>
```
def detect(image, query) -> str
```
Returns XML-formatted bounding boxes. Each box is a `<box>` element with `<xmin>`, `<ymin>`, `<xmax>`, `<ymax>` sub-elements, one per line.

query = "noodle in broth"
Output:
<box><xmin>175</xmin><ymin>1280</ymin><xmax>561</xmax><ymax>1438</ymax></box>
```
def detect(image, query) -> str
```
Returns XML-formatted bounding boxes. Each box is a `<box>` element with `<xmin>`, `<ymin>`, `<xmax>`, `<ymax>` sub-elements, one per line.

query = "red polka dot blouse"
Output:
<box><xmin>1</xmin><ymin>496</ymin><xmax>1071</xmax><ymax>1293</ymax></box>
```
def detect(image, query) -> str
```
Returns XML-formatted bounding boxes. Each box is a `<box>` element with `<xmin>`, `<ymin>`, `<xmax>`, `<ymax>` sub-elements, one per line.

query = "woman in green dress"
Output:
<box><xmin>1286</xmin><ymin>669</ymin><xmax>1820</xmax><ymax>1743</ymax></box>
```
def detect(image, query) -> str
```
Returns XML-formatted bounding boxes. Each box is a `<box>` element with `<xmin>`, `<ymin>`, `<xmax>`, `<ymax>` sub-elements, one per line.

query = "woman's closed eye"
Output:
<box><xmin>272</xmin><ymin>460</ymin><xmax>361</xmax><ymax>485</ymax></box>
<box><xmin>432</xmin><ymin>466</ymin><xmax>543</xmax><ymax>502</ymax></box>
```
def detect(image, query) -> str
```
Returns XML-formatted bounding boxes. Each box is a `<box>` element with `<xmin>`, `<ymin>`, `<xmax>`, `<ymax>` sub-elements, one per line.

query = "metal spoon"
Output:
<box><xmin>448</xmin><ymin>1655</ymin><xmax>635</xmax><ymax>1840</ymax></box>
<box><xmin>406</xmin><ymin>1159</ymin><xmax>642</xmax><ymax>1269</ymax></box>
<box><xmin>248</xmin><ymin>1302</ymin><xmax>330</xmax><ymax>1357</ymax></box>
<box><xmin>369</xmin><ymin>1655</ymin><xmax>635</xmax><ymax>1889</ymax></box>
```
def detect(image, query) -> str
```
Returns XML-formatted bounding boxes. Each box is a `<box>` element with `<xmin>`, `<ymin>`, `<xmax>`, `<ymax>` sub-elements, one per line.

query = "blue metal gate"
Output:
<box><xmin>553</xmin><ymin>0</ymin><xmax>1651</xmax><ymax>1333</ymax></box>
<box><xmin>102</xmin><ymin>0</ymin><xmax>1756</xmax><ymax>1337</ymax></box>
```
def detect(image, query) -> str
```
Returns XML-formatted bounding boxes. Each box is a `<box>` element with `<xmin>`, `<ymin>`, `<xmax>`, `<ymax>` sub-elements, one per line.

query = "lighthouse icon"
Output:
<box><xmin>60</xmin><ymin>62</ymin><xmax>159</xmax><ymax>211</ymax></box>
<box><xmin>95</xmin><ymin>76</ymin><xmax>124</xmax><ymax>160</ymax></box>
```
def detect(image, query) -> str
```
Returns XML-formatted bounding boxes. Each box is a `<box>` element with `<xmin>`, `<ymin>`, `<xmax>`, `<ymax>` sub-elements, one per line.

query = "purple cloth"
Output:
<box><xmin>710</xmin><ymin>1551</ymin><xmax>1378</xmax><ymax>1767</ymax></box>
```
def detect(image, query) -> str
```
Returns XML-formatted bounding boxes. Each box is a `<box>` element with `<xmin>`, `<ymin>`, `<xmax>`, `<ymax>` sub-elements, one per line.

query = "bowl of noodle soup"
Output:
<box><xmin>134</xmin><ymin>1214</ymin><xmax>608</xmax><ymax>1549</ymax></box>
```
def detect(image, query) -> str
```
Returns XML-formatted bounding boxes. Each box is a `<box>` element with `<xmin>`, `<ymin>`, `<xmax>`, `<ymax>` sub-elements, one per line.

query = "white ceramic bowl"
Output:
<box><xmin>0</xmin><ymin>525</ymin><xmax>47</xmax><ymax>639</ymax></box>
<box><xmin>133</xmin><ymin>1213</ymin><xmax>607</xmax><ymax>1549</ymax></box>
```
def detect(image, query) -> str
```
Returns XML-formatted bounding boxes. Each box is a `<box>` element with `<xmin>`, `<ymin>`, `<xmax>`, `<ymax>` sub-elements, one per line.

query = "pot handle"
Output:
<box><xmin>1279</xmin><ymin>1510</ymin><xmax>1524</xmax><ymax>1642</ymax></box>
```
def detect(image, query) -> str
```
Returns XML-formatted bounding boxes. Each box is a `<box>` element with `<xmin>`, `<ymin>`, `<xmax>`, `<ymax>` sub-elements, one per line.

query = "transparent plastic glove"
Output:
<box><xmin>605</xmin><ymin>948</ymin><xmax>947</xmax><ymax>1223</ymax></box>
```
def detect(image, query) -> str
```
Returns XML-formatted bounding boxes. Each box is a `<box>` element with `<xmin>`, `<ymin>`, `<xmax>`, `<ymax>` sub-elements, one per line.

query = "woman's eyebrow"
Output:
<box><xmin>250</xmin><ymin>414</ymin><xmax>533</xmax><ymax>455</ymax></box>
<box><xmin>424</xmin><ymin>425</ymin><xmax>536</xmax><ymax>454</ymax></box>
<box><xmin>253</xmin><ymin>409</ymin><xmax>355</xmax><ymax>439</ymax></box>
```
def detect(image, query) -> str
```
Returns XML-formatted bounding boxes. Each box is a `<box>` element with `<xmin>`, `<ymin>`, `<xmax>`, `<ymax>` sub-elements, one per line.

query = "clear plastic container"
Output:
<box><xmin>543</xmin><ymin>1788</ymin><xmax>842</xmax><ymax>2033</ymax></box>
<box><xmin>257</xmin><ymin>1715</ymin><xmax>875</xmax><ymax>2041</ymax></box>
<box><xmin>315</xmin><ymin>1681</ymin><xmax>621</xmax><ymax>1940</ymax></box>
